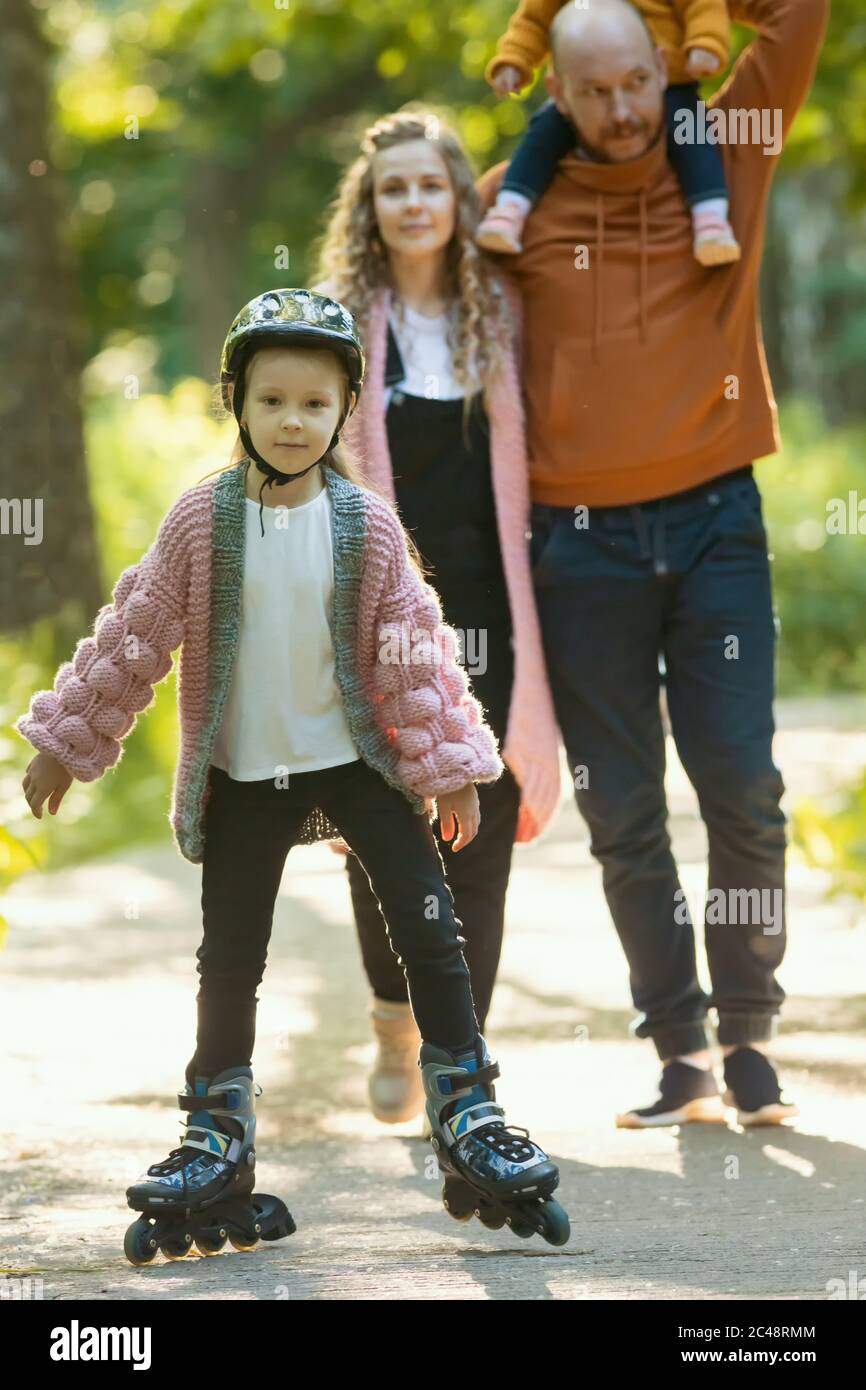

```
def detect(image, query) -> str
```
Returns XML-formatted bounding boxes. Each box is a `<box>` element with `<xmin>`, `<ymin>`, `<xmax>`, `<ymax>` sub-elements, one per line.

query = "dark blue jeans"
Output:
<box><xmin>530</xmin><ymin>469</ymin><xmax>786</xmax><ymax>1059</ymax></box>
<box><xmin>503</xmin><ymin>87</ymin><xmax>728</xmax><ymax>209</ymax></box>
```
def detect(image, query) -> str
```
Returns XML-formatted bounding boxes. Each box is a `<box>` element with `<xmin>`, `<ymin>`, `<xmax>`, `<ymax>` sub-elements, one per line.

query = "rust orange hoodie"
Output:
<box><xmin>476</xmin><ymin>0</ymin><xmax>828</xmax><ymax>508</ymax></box>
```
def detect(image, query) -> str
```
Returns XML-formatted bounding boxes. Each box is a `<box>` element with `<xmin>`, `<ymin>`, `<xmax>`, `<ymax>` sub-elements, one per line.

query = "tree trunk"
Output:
<box><xmin>0</xmin><ymin>0</ymin><xmax>102</xmax><ymax>645</ymax></box>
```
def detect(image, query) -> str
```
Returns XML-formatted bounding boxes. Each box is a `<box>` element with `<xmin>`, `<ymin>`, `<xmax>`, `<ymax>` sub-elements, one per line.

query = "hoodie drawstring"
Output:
<box><xmin>591</xmin><ymin>187</ymin><xmax>650</xmax><ymax>362</ymax></box>
<box><xmin>593</xmin><ymin>194</ymin><xmax>604</xmax><ymax>365</ymax></box>
<box><xmin>638</xmin><ymin>187</ymin><xmax>648</xmax><ymax>346</ymax></box>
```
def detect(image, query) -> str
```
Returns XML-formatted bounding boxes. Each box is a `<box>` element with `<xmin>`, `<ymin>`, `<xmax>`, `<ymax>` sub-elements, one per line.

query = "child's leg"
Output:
<box><xmin>344</xmin><ymin>769</ymin><xmax>520</xmax><ymax>1123</ymax></box>
<box><xmin>477</xmin><ymin>99</ymin><xmax>577</xmax><ymax>254</ymax></box>
<box><xmin>501</xmin><ymin>98</ymin><xmax>577</xmax><ymax>205</ymax></box>
<box><xmin>346</xmin><ymin>850</ymin><xmax>408</xmax><ymax>1004</ymax></box>
<box><xmin>347</xmin><ymin>623</ymin><xmax>518</xmax><ymax>1029</ymax></box>
<box><xmin>124</xmin><ymin>768</ymin><xmax>308</xmax><ymax>1252</ymax></box>
<box><xmin>665</xmin><ymin>82</ymin><xmax>741</xmax><ymax>267</ymax></box>
<box><xmin>320</xmin><ymin>760</ymin><xmax>479</xmax><ymax>1051</ymax></box>
<box><xmin>346</xmin><ymin>770</ymin><xmax>519</xmax><ymax>1029</ymax></box>
<box><xmin>187</xmin><ymin>767</ymin><xmax>313</xmax><ymax>1083</ymax></box>
<box><xmin>323</xmin><ymin>761</ymin><xmax>568</xmax><ymax>1241</ymax></box>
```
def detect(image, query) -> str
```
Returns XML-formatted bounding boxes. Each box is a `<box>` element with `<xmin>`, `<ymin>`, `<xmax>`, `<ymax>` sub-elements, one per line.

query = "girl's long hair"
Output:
<box><xmin>312</xmin><ymin>104</ymin><xmax>513</xmax><ymax>421</ymax></box>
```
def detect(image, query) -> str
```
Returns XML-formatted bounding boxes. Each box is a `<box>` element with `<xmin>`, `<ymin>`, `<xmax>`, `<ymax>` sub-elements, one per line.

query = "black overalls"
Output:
<box><xmin>346</xmin><ymin>324</ymin><xmax>521</xmax><ymax>1029</ymax></box>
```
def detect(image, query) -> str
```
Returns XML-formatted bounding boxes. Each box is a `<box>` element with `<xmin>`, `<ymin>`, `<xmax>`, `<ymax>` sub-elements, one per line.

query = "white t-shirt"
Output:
<box><xmin>210</xmin><ymin>483</ymin><xmax>359</xmax><ymax>780</ymax></box>
<box><xmin>385</xmin><ymin>304</ymin><xmax>479</xmax><ymax>409</ymax></box>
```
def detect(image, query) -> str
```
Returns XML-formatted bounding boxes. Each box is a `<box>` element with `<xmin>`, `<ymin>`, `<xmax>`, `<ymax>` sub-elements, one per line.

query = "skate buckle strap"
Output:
<box><xmin>448</xmin><ymin>1101</ymin><xmax>505</xmax><ymax>1141</ymax></box>
<box><xmin>178</xmin><ymin>1123</ymin><xmax>233</xmax><ymax>1159</ymax></box>
<box><xmin>436</xmin><ymin>1061</ymin><xmax>500</xmax><ymax>1097</ymax></box>
<box><xmin>178</xmin><ymin>1089</ymin><xmax>237</xmax><ymax>1112</ymax></box>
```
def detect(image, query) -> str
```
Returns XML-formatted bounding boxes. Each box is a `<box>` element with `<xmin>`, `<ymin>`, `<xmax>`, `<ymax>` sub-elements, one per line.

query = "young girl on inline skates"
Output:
<box><xmin>16</xmin><ymin>288</ymin><xmax>570</xmax><ymax>1261</ymax></box>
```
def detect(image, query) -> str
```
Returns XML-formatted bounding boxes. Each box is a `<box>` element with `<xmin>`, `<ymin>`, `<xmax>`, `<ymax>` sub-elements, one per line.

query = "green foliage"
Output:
<box><xmin>36</xmin><ymin>0</ymin><xmax>862</xmax><ymax>392</ymax></box>
<box><xmin>794</xmin><ymin>779</ymin><xmax>866</xmax><ymax>904</ymax></box>
<box><xmin>0</xmin><ymin>381</ymin><xmax>231</xmax><ymax>901</ymax></box>
<box><xmin>757</xmin><ymin>402</ymin><xmax>866</xmax><ymax>694</ymax></box>
<box><xmin>754</xmin><ymin>403</ymin><xmax>866</xmax><ymax>903</ymax></box>
<box><xmin>45</xmin><ymin>0</ymin><xmax>526</xmax><ymax>380</ymax></box>
<box><xmin>793</xmin><ymin>0</ymin><xmax>866</xmax><ymax>202</ymax></box>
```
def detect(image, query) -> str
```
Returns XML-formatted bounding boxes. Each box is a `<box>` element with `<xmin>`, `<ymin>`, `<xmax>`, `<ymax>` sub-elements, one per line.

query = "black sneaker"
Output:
<box><xmin>616</xmin><ymin>1061</ymin><xmax>726</xmax><ymax>1129</ymax></box>
<box><xmin>722</xmin><ymin>1047</ymin><xmax>799</xmax><ymax>1127</ymax></box>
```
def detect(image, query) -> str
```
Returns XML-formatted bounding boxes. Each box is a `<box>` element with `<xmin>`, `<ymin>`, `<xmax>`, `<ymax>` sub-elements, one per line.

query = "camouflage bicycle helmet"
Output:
<box><xmin>220</xmin><ymin>288</ymin><xmax>366</xmax><ymax>535</ymax></box>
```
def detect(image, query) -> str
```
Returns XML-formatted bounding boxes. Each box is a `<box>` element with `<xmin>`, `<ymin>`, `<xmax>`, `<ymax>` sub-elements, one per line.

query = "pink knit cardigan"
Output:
<box><xmin>14</xmin><ymin>464</ymin><xmax>504</xmax><ymax>864</ymax></box>
<box><xmin>323</xmin><ymin>280</ymin><xmax>564</xmax><ymax>842</ymax></box>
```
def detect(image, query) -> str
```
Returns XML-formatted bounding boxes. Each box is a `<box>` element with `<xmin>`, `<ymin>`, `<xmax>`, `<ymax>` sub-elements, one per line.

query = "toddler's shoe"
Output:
<box><xmin>693</xmin><ymin>207</ymin><xmax>741</xmax><ymax>266</ymax></box>
<box><xmin>476</xmin><ymin>201</ymin><xmax>528</xmax><ymax>254</ymax></box>
<box><xmin>722</xmin><ymin>1047</ymin><xmax>799</xmax><ymax>1126</ymax></box>
<box><xmin>616</xmin><ymin>1059</ymin><xmax>727</xmax><ymax>1128</ymax></box>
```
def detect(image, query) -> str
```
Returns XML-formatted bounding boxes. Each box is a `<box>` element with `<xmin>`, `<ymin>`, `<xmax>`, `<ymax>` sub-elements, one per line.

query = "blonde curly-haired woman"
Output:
<box><xmin>313</xmin><ymin>107</ymin><xmax>562</xmax><ymax>1124</ymax></box>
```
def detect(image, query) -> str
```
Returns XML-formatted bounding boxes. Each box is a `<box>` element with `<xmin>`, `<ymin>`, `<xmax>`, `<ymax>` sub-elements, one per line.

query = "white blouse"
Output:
<box><xmin>211</xmin><ymin>483</ymin><xmax>359</xmax><ymax>780</ymax></box>
<box><xmin>385</xmin><ymin>303</ymin><xmax>480</xmax><ymax>408</ymax></box>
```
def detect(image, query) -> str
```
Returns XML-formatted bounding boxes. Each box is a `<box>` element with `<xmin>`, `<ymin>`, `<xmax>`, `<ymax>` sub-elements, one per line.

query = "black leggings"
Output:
<box><xmin>187</xmin><ymin>760</ymin><xmax>480</xmax><ymax>1083</ymax></box>
<box><xmin>346</xmin><ymin>620</ymin><xmax>520</xmax><ymax>1031</ymax></box>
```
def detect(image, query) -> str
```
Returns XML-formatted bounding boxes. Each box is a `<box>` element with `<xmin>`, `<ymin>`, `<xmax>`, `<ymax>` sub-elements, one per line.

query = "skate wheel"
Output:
<box><xmin>195</xmin><ymin>1226</ymin><xmax>228</xmax><ymax>1256</ymax></box>
<box><xmin>444</xmin><ymin>1205</ymin><xmax>473</xmax><ymax>1223</ymax></box>
<box><xmin>505</xmin><ymin>1213</ymin><xmax>537</xmax><ymax>1239</ymax></box>
<box><xmin>442</xmin><ymin>1178</ymin><xmax>475</xmax><ymax>1222</ymax></box>
<box><xmin>477</xmin><ymin>1209</ymin><xmax>507</xmax><ymax>1231</ymax></box>
<box><xmin>228</xmin><ymin>1231</ymin><xmax>260</xmax><ymax>1252</ymax></box>
<box><xmin>123</xmin><ymin>1218</ymin><xmax>158</xmax><ymax>1267</ymax></box>
<box><xmin>160</xmin><ymin>1232</ymin><xmax>193</xmax><ymax>1260</ymax></box>
<box><xmin>536</xmin><ymin>1198</ymin><xmax>570</xmax><ymax>1247</ymax></box>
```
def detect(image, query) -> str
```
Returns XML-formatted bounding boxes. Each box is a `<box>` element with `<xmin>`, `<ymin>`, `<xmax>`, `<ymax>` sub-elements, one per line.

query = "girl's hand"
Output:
<box><xmin>686</xmin><ymin>47</ymin><xmax>721</xmax><ymax>78</ymax></box>
<box><xmin>492</xmin><ymin>64</ymin><xmax>525</xmax><ymax>96</ymax></box>
<box><xmin>437</xmin><ymin>783</ymin><xmax>480</xmax><ymax>852</ymax></box>
<box><xmin>22</xmin><ymin>752</ymin><xmax>73</xmax><ymax>819</ymax></box>
<box><xmin>327</xmin><ymin>839</ymin><xmax>351</xmax><ymax>856</ymax></box>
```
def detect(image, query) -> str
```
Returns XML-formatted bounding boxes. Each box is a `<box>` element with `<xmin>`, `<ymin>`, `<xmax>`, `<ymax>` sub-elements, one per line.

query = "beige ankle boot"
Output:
<box><xmin>368</xmin><ymin>998</ymin><xmax>424</xmax><ymax>1124</ymax></box>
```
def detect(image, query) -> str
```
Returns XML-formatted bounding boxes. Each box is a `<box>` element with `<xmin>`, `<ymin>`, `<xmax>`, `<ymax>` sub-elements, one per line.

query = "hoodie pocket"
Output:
<box><xmin>548</xmin><ymin>314</ymin><xmax>738</xmax><ymax>475</ymax></box>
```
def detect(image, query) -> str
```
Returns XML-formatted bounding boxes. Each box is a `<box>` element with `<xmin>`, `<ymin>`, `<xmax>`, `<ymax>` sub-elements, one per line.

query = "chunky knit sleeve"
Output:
<box><xmin>14</xmin><ymin>498</ymin><xmax>191</xmax><ymax>783</ymax></box>
<box><xmin>368</xmin><ymin>512</ymin><xmax>504</xmax><ymax>799</ymax></box>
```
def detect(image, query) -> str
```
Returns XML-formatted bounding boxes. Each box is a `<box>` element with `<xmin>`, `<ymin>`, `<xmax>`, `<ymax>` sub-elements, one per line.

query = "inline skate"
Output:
<box><xmin>420</xmin><ymin>1037</ymin><xmax>570</xmax><ymax>1246</ymax></box>
<box><xmin>123</xmin><ymin>1066</ymin><xmax>295</xmax><ymax>1265</ymax></box>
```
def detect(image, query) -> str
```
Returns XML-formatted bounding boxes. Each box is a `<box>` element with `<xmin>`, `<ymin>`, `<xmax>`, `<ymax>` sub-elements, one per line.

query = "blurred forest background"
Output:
<box><xmin>1</xmin><ymin>0</ymin><xmax>865</xmax><ymax>909</ymax></box>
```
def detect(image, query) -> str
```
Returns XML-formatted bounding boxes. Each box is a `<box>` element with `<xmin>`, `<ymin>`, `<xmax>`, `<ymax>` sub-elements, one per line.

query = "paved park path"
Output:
<box><xmin>3</xmin><ymin>700</ymin><xmax>865</xmax><ymax>1300</ymax></box>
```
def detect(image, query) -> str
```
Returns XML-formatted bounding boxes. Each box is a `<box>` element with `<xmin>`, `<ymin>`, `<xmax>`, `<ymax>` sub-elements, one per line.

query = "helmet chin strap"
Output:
<box><xmin>238</xmin><ymin>421</ymin><xmax>341</xmax><ymax>539</ymax></box>
<box><xmin>232</xmin><ymin>365</ymin><xmax>353</xmax><ymax>536</ymax></box>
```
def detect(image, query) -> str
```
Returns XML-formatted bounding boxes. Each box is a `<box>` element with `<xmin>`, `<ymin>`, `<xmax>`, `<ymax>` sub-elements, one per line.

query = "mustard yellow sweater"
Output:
<box><xmin>485</xmin><ymin>0</ymin><xmax>730</xmax><ymax>87</ymax></box>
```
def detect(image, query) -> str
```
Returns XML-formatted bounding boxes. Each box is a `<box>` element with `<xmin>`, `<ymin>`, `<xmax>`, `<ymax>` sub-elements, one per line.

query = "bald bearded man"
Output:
<box><xmin>477</xmin><ymin>0</ymin><xmax>828</xmax><ymax>1127</ymax></box>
